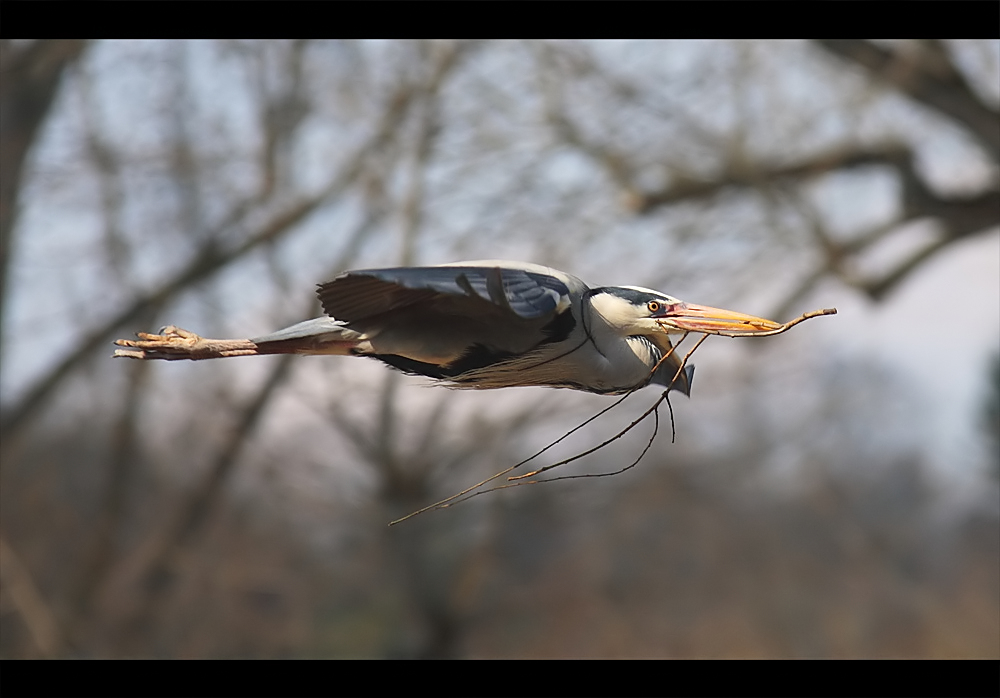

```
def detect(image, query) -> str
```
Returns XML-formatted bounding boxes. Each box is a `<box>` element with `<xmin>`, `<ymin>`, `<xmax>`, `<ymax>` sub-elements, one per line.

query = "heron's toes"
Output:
<box><xmin>133</xmin><ymin>325</ymin><xmax>198</xmax><ymax>342</ymax></box>
<box><xmin>113</xmin><ymin>326</ymin><xmax>205</xmax><ymax>357</ymax></box>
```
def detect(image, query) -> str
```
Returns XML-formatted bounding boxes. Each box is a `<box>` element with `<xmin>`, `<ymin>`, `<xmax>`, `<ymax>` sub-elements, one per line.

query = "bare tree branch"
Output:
<box><xmin>0</xmin><ymin>81</ymin><xmax>417</xmax><ymax>442</ymax></box>
<box><xmin>535</xmin><ymin>41</ymin><xmax>998</xmax><ymax>307</ymax></box>
<box><xmin>630</xmin><ymin>143</ymin><xmax>998</xmax><ymax>302</ymax></box>
<box><xmin>814</xmin><ymin>40</ymin><xmax>1000</xmax><ymax>155</ymax></box>
<box><xmin>627</xmin><ymin>146</ymin><xmax>917</xmax><ymax>214</ymax></box>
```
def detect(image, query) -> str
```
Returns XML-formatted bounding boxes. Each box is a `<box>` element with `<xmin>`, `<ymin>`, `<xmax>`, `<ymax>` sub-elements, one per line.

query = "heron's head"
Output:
<box><xmin>591</xmin><ymin>286</ymin><xmax>782</xmax><ymax>337</ymax></box>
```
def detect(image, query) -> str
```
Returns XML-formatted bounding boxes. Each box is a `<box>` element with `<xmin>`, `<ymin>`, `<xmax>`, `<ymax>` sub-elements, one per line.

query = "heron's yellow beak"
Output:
<box><xmin>656</xmin><ymin>302</ymin><xmax>782</xmax><ymax>335</ymax></box>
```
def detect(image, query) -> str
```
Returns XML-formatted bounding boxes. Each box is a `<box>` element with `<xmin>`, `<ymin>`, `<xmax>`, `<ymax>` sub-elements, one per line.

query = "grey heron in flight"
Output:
<box><xmin>115</xmin><ymin>260</ymin><xmax>789</xmax><ymax>395</ymax></box>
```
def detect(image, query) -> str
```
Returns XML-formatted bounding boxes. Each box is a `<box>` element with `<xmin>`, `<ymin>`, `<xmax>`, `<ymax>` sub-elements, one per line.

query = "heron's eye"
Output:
<box><xmin>647</xmin><ymin>300</ymin><xmax>661</xmax><ymax>314</ymax></box>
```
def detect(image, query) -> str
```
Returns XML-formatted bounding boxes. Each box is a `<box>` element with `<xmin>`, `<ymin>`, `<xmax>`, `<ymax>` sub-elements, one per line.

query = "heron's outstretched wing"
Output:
<box><xmin>316</xmin><ymin>263</ymin><xmax>582</xmax><ymax>367</ymax></box>
<box><xmin>318</xmin><ymin>264</ymin><xmax>575</xmax><ymax>323</ymax></box>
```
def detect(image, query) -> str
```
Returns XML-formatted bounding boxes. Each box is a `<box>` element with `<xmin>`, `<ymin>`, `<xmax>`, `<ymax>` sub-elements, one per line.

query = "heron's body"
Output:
<box><xmin>115</xmin><ymin>260</ymin><xmax>786</xmax><ymax>395</ymax></box>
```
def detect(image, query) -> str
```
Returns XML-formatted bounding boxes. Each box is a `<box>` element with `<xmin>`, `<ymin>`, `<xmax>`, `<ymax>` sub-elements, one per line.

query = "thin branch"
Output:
<box><xmin>689</xmin><ymin>307</ymin><xmax>837</xmax><ymax>338</ymax></box>
<box><xmin>508</xmin><ymin>335</ymin><xmax>708</xmax><ymax>481</ymax></box>
<box><xmin>426</xmin><ymin>338</ymin><xmax>706</xmax><ymax>511</ymax></box>
<box><xmin>439</xmin><ymin>400</ymin><xmax>666</xmax><ymax>507</ymax></box>
<box><xmin>513</xmin><ymin>398</ymin><xmax>661</xmax><ymax>484</ymax></box>
<box><xmin>388</xmin><ymin>335</ymin><xmax>701</xmax><ymax>524</ymax></box>
<box><xmin>386</xmin><ymin>340</ymin><xmax>690</xmax><ymax>526</ymax></box>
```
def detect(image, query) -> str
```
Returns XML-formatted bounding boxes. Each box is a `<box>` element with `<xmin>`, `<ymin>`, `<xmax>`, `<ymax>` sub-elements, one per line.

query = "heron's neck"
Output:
<box><xmin>582</xmin><ymin>301</ymin><xmax>662</xmax><ymax>389</ymax></box>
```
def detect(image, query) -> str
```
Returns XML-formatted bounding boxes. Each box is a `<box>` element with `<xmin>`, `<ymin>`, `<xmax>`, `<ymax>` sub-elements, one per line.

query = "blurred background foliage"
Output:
<box><xmin>0</xmin><ymin>39</ymin><xmax>997</xmax><ymax>658</ymax></box>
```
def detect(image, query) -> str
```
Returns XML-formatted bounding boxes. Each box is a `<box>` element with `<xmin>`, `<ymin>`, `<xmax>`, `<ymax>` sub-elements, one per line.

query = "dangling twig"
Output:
<box><xmin>508</xmin><ymin>334</ymin><xmax>706</xmax><ymax>481</ymax></box>
<box><xmin>402</xmin><ymin>335</ymin><xmax>710</xmax><ymax>513</ymax></box>
<box><xmin>387</xmin><ymin>339</ymin><xmax>688</xmax><ymax>525</ymax></box>
<box><xmin>519</xmin><ymin>399</ymin><xmax>661</xmax><ymax>484</ymax></box>
<box><xmin>429</xmin><ymin>400</ymin><xmax>664</xmax><ymax>507</ymax></box>
<box><xmin>389</xmin><ymin>334</ymin><xmax>704</xmax><ymax>525</ymax></box>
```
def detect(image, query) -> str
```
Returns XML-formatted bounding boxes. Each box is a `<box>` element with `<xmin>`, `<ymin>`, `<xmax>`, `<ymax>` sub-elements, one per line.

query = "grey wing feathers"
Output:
<box><xmin>318</xmin><ymin>265</ymin><xmax>572</xmax><ymax>323</ymax></box>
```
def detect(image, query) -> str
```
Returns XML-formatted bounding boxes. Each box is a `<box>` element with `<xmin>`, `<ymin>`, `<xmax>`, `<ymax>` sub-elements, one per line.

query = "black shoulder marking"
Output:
<box><xmin>539</xmin><ymin>306</ymin><xmax>576</xmax><ymax>344</ymax></box>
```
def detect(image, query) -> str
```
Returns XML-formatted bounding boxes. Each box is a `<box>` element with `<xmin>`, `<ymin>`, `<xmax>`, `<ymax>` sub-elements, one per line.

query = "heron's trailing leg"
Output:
<box><xmin>115</xmin><ymin>318</ymin><xmax>366</xmax><ymax>361</ymax></box>
<box><xmin>114</xmin><ymin>326</ymin><xmax>265</xmax><ymax>361</ymax></box>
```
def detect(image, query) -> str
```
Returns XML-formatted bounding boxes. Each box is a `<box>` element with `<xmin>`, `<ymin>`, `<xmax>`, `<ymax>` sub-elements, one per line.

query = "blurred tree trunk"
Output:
<box><xmin>0</xmin><ymin>40</ymin><xmax>88</xmax><ymax>365</ymax></box>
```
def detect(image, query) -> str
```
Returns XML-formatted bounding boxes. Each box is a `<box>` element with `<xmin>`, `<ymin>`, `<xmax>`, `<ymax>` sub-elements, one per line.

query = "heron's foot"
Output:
<box><xmin>114</xmin><ymin>326</ymin><xmax>258</xmax><ymax>360</ymax></box>
<box><xmin>114</xmin><ymin>326</ymin><xmax>206</xmax><ymax>359</ymax></box>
